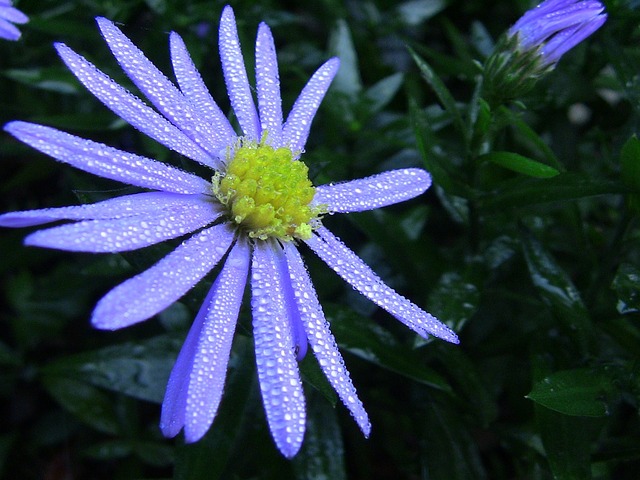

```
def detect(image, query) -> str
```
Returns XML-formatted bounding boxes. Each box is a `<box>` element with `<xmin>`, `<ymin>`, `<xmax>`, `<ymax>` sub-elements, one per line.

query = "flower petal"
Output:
<box><xmin>0</xmin><ymin>18</ymin><xmax>21</xmax><ymax>41</ymax></box>
<box><xmin>282</xmin><ymin>58</ymin><xmax>339</xmax><ymax>155</ymax></box>
<box><xmin>251</xmin><ymin>241</ymin><xmax>306</xmax><ymax>458</ymax></box>
<box><xmin>55</xmin><ymin>43</ymin><xmax>214</xmax><ymax>167</ymax></box>
<box><xmin>183</xmin><ymin>239</ymin><xmax>250</xmax><ymax>442</ymax></box>
<box><xmin>305</xmin><ymin>227</ymin><xmax>459</xmax><ymax>344</ymax></box>
<box><xmin>219</xmin><ymin>6</ymin><xmax>260</xmax><ymax>141</ymax></box>
<box><xmin>24</xmin><ymin>196</ymin><xmax>221</xmax><ymax>253</ymax></box>
<box><xmin>0</xmin><ymin>5</ymin><xmax>28</xmax><ymax>24</ymax></box>
<box><xmin>92</xmin><ymin>223</ymin><xmax>235</xmax><ymax>330</ymax></box>
<box><xmin>314</xmin><ymin>168</ymin><xmax>432</xmax><ymax>213</ymax></box>
<box><xmin>169</xmin><ymin>32</ymin><xmax>236</xmax><ymax>148</ymax></box>
<box><xmin>161</xmin><ymin>239</ymin><xmax>250</xmax><ymax>441</ymax></box>
<box><xmin>255</xmin><ymin>23</ymin><xmax>283</xmax><ymax>146</ymax></box>
<box><xmin>96</xmin><ymin>18</ymin><xmax>223</xmax><ymax>167</ymax></box>
<box><xmin>283</xmin><ymin>242</ymin><xmax>371</xmax><ymax>436</ymax></box>
<box><xmin>5</xmin><ymin>122</ymin><xmax>210</xmax><ymax>195</ymax></box>
<box><xmin>0</xmin><ymin>192</ymin><xmax>209</xmax><ymax>228</ymax></box>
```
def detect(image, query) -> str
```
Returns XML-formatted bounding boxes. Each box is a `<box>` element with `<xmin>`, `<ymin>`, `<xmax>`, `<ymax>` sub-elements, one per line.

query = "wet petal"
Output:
<box><xmin>92</xmin><ymin>223</ymin><xmax>235</xmax><ymax>330</ymax></box>
<box><xmin>5</xmin><ymin>122</ymin><xmax>210</xmax><ymax>195</ymax></box>
<box><xmin>314</xmin><ymin>168</ymin><xmax>432</xmax><ymax>213</ymax></box>
<box><xmin>25</xmin><ymin>197</ymin><xmax>221</xmax><ymax>253</ymax></box>
<box><xmin>161</xmin><ymin>239</ymin><xmax>250</xmax><ymax>440</ymax></box>
<box><xmin>184</xmin><ymin>239</ymin><xmax>250</xmax><ymax>441</ymax></box>
<box><xmin>169</xmin><ymin>32</ymin><xmax>236</xmax><ymax>148</ymax></box>
<box><xmin>283</xmin><ymin>242</ymin><xmax>371</xmax><ymax>436</ymax></box>
<box><xmin>255</xmin><ymin>23</ymin><xmax>283</xmax><ymax>146</ymax></box>
<box><xmin>251</xmin><ymin>241</ymin><xmax>306</xmax><ymax>458</ymax></box>
<box><xmin>56</xmin><ymin>43</ymin><xmax>213</xmax><ymax>167</ymax></box>
<box><xmin>305</xmin><ymin>227</ymin><xmax>459</xmax><ymax>344</ymax></box>
<box><xmin>0</xmin><ymin>192</ymin><xmax>210</xmax><ymax>228</ymax></box>
<box><xmin>282</xmin><ymin>58</ymin><xmax>339</xmax><ymax>155</ymax></box>
<box><xmin>219</xmin><ymin>6</ymin><xmax>260</xmax><ymax>140</ymax></box>
<box><xmin>96</xmin><ymin>18</ymin><xmax>222</xmax><ymax>166</ymax></box>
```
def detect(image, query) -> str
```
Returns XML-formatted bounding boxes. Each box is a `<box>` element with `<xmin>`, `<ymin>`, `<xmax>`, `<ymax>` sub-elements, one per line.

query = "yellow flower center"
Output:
<box><xmin>212</xmin><ymin>139</ymin><xmax>323</xmax><ymax>241</ymax></box>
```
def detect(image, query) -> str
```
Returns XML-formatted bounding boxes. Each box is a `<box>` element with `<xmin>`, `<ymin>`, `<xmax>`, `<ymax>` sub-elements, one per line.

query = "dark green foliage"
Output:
<box><xmin>2</xmin><ymin>0</ymin><xmax>640</xmax><ymax>478</ymax></box>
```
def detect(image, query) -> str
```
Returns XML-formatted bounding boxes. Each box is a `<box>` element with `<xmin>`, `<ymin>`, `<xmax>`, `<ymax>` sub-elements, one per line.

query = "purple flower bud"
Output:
<box><xmin>509</xmin><ymin>0</ymin><xmax>606</xmax><ymax>65</ymax></box>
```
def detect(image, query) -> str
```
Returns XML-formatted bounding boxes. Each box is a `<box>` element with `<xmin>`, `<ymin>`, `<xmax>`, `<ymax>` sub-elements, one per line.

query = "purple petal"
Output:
<box><xmin>96</xmin><ymin>18</ymin><xmax>223</xmax><ymax>167</ymax></box>
<box><xmin>5</xmin><ymin>122</ymin><xmax>210</xmax><ymax>195</ymax></box>
<box><xmin>305</xmin><ymin>227</ymin><xmax>459</xmax><ymax>344</ymax></box>
<box><xmin>542</xmin><ymin>13</ymin><xmax>607</xmax><ymax>63</ymax></box>
<box><xmin>55</xmin><ymin>43</ymin><xmax>214</xmax><ymax>167</ymax></box>
<box><xmin>219</xmin><ymin>6</ymin><xmax>260</xmax><ymax>141</ymax></box>
<box><xmin>0</xmin><ymin>192</ymin><xmax>209</xmax><ymax>228</ymax></box>
<box><xmin>0</xmin><ymin>5</ymin><xmax>28</xmax><ymax>24</ymax></box>
<box><xmin>282</xmin><ymin>58</ymin><xmax>339</xmax><ymax>155</ymax></box>
<box><xmin>161</xmin><ymin>239</ymin><xmax>250</xmax><ymax>440</ymax></box>
<box><xmin>24</xmin><ymin>196</ymin><xmax>221</xmax><ymax>253</ymax></box>
<box><xmin>169</xmin><ymin>32</ymin><xmax>236</xmax><ymax>148</ymax></box>
<box><xmin>255</xmin><ymin>23</ymin><xmax>283</xmax><ymax>146</ymax></box>
<box><xmin>283</xmin><ymin>242</ymin><xmax>371</xmax><ymax>436</ymax></box>
<box><xmin>273</xmin><ymin>240</ymin><xmax>308</xmax><ymax>361</ymax></box>
<box><xmin>314</xmin><ymin>168</ymin><xmax>432</xmax><ymax>213</ymax></box>
<box><xmin>0</xmin><ymin>18</ymin><xmax>20</xmax><ymax>40</ymax></box>
<box><xmin>91</xmin><ymin>223</ymin><xmax>235</xmax><ymax>330</ymax></box>
<box><xmin>251</xmin><ymin>241</ymin><xmax>306</xmax><ymax>458</ymax></box>
<box><xmin>183</xmin><ymin>239</ymin><xmax>250</xmax><ymax>442</ymax></box>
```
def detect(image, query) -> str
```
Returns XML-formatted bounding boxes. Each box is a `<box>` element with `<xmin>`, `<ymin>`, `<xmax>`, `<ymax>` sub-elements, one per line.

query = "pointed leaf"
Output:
<box><xmin>528</xmin><ymin>368</ymin><xmax>616</xmax><ymax>417</ymax></box>
<box><xmin>481</xmin><ymin>151</ymin><xmax>560</xmax><ymax>178</ymax></box>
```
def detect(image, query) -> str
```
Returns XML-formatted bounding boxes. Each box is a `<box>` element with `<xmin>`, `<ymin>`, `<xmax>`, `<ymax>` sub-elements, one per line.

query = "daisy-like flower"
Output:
<box><xmin>509</xmin><ymin>0</ymin><xmax>606</xmax><ymax>66</ymax></box>
<box><xmin>0</xmin><ymin>6</ymin><xmax>458</xmax><ymax>457</ymax></box>
<box><xmin>0</xmin><ymin>0</ymin><xmax>28</xmax><ymax>41</ymax></box>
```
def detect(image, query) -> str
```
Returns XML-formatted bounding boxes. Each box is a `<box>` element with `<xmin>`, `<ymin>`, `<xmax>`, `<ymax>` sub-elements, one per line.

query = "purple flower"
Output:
<box><xmin>0</xmin><ymin>5</ymin><xmax>458</xmax><ymax>457</ymax></box>
<box><xmin>509</xmin><ymin>0</ymin><xmax>606</xmax><ymax>65</ymax></box>
<box><xmin>0</xmin><ymin>0</ymin><xmax>28</xmax><ymax>41</ymax></box>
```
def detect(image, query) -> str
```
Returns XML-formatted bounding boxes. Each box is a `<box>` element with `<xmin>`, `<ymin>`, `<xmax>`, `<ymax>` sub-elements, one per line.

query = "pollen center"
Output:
<box><xmin>212</xmin><ymin>140</ymin><xmax>323</xmax><ymax>241</ymax></box>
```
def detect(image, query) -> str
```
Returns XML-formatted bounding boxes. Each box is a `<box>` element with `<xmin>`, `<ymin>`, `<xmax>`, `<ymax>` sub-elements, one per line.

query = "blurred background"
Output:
<box><xmin>1</xmin><ymin>0</ymin><xmax>640</xmax><ymax>478</ymax></box>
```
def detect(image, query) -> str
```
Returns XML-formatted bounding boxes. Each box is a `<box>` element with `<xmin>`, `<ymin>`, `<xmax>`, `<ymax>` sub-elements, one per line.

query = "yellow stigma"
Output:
<box><xmin>212</xmin><ymin>139</ymin><xmax>323</xmax><ymax>241</ymax></box>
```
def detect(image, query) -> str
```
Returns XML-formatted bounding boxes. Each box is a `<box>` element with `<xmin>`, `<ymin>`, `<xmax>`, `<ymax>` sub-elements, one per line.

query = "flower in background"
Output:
<box><xmin>0</xmin><ymin>5</ymin><xmax>458</xmax><ymax>457</ymax></box>
<box><xmin>509</xmin><ymin>0</ymin><xmax>607</xmax><ymax>66</ymax></box>
<box><xmin>0</xmin><ymin>0</ymin><xmax>28</xmax><ymax>41</ymax></box>
<box><xmin>483</xmin><ymin>0</ymin><xmax>606</xmax><ymax>104</ymax></box>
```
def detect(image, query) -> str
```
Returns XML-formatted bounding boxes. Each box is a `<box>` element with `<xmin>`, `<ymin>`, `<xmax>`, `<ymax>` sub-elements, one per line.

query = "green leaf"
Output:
<box><xmin>329</xmin><ymin>19</ymin><xmax>362</xmax><ymax>97</ymax></box>
<box><xmin>363</xmin><ymin>72</ymin><xmax>404</xmax><ymax>115</ymax></box>
<box><xmin>528</xmin><ymin>368</ymin><xmax>615</xmax><ymax>417</ymax></box>
<box><xmin>397</xmin><ymin>0</ymin><xmax>447</xmax><ymax>26</ymax></box>
<box><xmin>481</xmin><ymin>151</ymin><xmax>560</xmax><ymax>178</ymax></box>
<box><xmin>293</xmin><ymin>393</ymin><xmax>346</xmax><ymax>480</ymax></box>
<box><xmin>427</xmin><ymin>271</ymin><xmax>480</xmax><ymax>332</ymax></box>
<box><xmin>611</xmin><ymin>263</ymin><xmax>640</xmax><ymax>314</ymax></box>
<box><xmin>535</xmin><ymin>405</ymin><xmax>594</xmax><ymax>480</ymax></box>
<box><xmin>499</xmin><ymin>106</ymin><xmax>563</xmax><ymax>170</ymax></box>
<box><xmin>41</xmin><ymin>334</ymin><xmax>183</xmax><ymax>403</ymax></box>
<box><xmin>520</xmin><ymin>228</ymin><xmax>593</xmax><ymax>352</ymax></box>
<box><xmin>42</xmin><ymin>377</ymin><xmax>120</xmax><ymax>434</ymax></box>
<box><xmin>478</xmin><ymin>173</ymin><xmax>626</xmax><ymax>211</ymax></box>
<box><xmin>410</xmin><ymin>48</ymin><xmax>466</xmax><ymax>140</ymax></box>
<box><xmin>418</xmin><ymin>395</ymin><xmax>487</xmax><ymax>479</ymax></box>
<box><xmin>410</xmin><ymin>99</ymin><xmax>469</xmax><ymax>197</ymax></box>
<box><xmin>326</xmin><ymin>304</ymin><xmax>452</xmax><ymax>392</ymax></box>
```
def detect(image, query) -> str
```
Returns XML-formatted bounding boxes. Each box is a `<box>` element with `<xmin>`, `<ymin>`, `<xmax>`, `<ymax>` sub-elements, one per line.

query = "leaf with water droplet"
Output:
<box><xmin>611</xmin><ymin>263</ymin><xmax>640</xmax><ymax>314</ymax></box>
<box><xmin>527</xmin><ymin>368</ymin><xmax>616</xmax><ymax>417</ymax></box>
<box><xmin>41</xmin><ymin>334</ymin><xmax>183</xmax><ymax>403</ymax></box>
<box><xmin>326</xmin><ymin>304</ymin><xmax>452</xmax><ymax>392</ymax></box>
<box><xmin>520</xmin><ymin>227</ymin><xmax>593</xmax><ymax>352</ymax></box>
